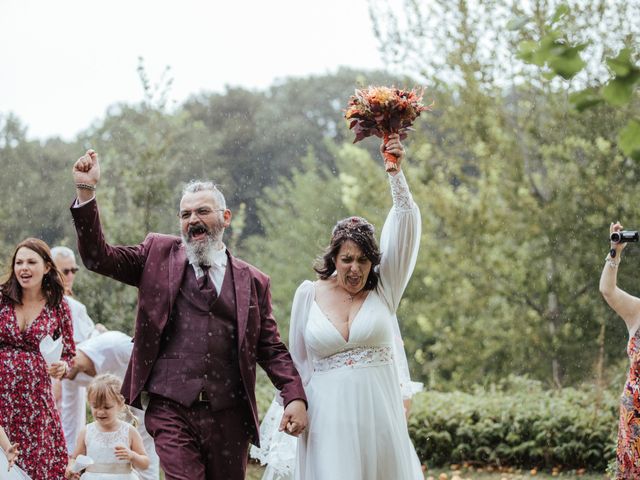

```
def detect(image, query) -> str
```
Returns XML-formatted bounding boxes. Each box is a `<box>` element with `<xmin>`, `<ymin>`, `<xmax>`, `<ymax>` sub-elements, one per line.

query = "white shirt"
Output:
<box><xmin>65</xmin><ymin>295</ymin><xmax>96</xmax><ymax>343</ymax></box>
<box><xmin>189</xmin><ymin>246</ymin><xmax>228</xmax><ymax>294</ymax></box>
<box><xmin>60</xmin><ymin>295</ymin><xmax>95</xmax><ymax>454</ymax></box>
<box><xmin>76</xmin><ymin>330</ymin><xmax>133</xmax><ymax>381</ymax></box>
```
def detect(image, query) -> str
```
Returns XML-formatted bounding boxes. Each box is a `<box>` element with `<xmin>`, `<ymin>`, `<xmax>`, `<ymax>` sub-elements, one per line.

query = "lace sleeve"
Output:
<box><xmin>377</xmin><ymin>172</ymin><xmax>421</xmax><ymax>313</ymax></box>
<box><xmin>389</xmin><ymin>170</ymin><xmax>414</xmax><ymax>211</ymax></box>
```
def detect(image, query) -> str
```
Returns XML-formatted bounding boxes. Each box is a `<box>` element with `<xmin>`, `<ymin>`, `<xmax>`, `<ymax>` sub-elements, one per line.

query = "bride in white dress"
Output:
<box><xmin>253</xmin><ymin>134</ymin><xmax>423</xmax><ymax>480</ymax></box>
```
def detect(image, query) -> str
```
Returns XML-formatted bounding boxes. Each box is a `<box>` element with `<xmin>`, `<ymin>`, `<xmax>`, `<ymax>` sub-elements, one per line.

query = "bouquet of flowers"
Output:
<box><xmin>345</xmin><ymin>86</ymin><xmax>430</xmax><ymax>172</ymax></box>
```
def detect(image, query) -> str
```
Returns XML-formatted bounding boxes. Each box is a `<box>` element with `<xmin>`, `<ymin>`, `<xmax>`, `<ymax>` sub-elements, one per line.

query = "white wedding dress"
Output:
<box><xmin>253</xmin><ymin>171</ymin><xmax>423</xmax><ymax>480</ymax></box>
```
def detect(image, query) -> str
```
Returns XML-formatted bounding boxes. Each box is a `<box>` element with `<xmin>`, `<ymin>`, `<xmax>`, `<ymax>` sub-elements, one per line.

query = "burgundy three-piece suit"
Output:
<box><xmin>71</xmin><ymin>199</ymin><xmax>306</xmax><ymax>479</ymax></box>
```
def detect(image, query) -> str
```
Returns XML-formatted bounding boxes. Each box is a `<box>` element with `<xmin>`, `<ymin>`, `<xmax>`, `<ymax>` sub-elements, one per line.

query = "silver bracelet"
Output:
<box><xmin>605</xmin><ymin>257</ymin><xmax>619</xmax><ymax>268</ymax></box>
<box><xmin>76</xmin><ymin>183</ymin><xmax>97</xmax><ymax>191</ymax></box>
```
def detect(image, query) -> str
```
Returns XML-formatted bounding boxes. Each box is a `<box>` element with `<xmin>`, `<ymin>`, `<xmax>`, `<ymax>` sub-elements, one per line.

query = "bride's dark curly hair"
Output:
<box><xmin>313</xmin><ymin>216</ymin><xmax>381</xmax><ymax>290</ymax></box>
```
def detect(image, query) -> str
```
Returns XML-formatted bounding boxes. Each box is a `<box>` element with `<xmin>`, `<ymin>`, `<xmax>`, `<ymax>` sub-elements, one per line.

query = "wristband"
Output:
<box><xmin>605</xmin><ymin>256</ymin><xmax>620</xmax><ymax>268</ymax></box>
<box><xmin>76</xmin><ymin>183</ymin><xmax>96</xmax><ymax>191</ymax></box>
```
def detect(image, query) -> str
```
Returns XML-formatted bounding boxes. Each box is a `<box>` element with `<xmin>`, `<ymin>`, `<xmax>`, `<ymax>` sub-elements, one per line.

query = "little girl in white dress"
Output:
<box><xmin>65</xmin><ymin>374</ymin><xmax>150</xmax><ymax>480</ymax></box>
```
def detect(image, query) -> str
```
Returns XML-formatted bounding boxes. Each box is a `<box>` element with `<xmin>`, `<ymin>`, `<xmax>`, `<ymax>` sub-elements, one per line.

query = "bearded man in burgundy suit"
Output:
<box><xmin>70</xmin><ymin>150</ymin><xmax>308</xmax><ymax>480</ymax></box>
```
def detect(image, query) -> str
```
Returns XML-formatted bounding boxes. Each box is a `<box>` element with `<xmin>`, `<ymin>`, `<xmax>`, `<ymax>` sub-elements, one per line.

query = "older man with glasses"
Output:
<box><xmin>70</xmin><ymin>150</ymin><xmax>307</xmax><ymax>480</ymax></box>
<box><xmin>51</xmin><ymin>246</ymin><xmax>99</xmax><ymax>454</ymax></box>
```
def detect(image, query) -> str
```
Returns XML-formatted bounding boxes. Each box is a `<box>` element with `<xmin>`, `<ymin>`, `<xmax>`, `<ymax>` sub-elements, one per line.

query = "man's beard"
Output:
<box><xmin>181</xmin><ymin>223</ymin><xmax>224</xmax><ymax>266</ymax></box>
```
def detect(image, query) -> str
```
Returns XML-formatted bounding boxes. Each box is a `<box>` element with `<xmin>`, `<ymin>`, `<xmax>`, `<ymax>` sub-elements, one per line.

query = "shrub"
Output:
<box><xmin>408</xmin><ymin>377</ymin><xmax>619</xmax><ymax>471</ymax></box>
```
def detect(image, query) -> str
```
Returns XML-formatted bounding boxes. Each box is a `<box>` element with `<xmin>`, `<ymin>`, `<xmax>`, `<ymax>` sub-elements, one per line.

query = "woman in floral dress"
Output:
<box><xmin>0</xmin><ymin>238</ymin><xmax>75</xmax><ymax>479</ymax></box>
<box><xmin>600</xmin><ymin>222</ymin><xmax>640</xmax><ymax>478</ymax></box>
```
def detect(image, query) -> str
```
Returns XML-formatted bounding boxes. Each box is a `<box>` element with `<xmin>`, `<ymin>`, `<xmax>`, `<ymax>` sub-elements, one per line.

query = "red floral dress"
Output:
<box><xmin>617</xmin><ymin>328</ymin><xmax>640</xmax><ymax>479</ymax></box>
<box><xmin>0</xmin><ymin>295</ymin><xmax>75</xmax><ymax>479</ymax></box>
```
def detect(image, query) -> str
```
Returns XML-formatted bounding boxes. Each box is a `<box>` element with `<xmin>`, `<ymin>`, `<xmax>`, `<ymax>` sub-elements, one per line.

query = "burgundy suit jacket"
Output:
<box><xmin>71</xmin><ymin>199</ymin><xmax>306</xmax><ymax>444</ymax></box>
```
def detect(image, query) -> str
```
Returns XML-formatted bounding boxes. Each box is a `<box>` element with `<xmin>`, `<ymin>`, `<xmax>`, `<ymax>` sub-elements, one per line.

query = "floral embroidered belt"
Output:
<box><xmin>313</xmin><ymin>346</ymin><xmax>393</xmax><ymax>373</ymax></box>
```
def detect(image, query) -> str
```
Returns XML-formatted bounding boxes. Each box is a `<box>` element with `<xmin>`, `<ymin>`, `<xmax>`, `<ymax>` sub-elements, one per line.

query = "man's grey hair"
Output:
<box><xmin>181</xmin><ymin>180</ymin><xmax>226</xmax><ymax>209</ymax></box>
<box><xmin>51</xmin><ymin>246</ymin><xmax>76</xmax><ymax>262</ymax></box>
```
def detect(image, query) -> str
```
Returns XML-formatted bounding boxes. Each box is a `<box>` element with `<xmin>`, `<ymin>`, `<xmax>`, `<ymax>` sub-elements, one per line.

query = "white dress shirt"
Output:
<box><xmin>60</xmin><ymin>295</ymin><xmax>95</xmax><ymax>455</ymax></box>
<box><xmin>189</xmin><ymin>245</ymin><xmax>228</xmax><ymax>293</ymax></box>
<box><xmin>65</xmin><ymin>295</ymin><xmax>96</xmax><ymax>343</ymax></box>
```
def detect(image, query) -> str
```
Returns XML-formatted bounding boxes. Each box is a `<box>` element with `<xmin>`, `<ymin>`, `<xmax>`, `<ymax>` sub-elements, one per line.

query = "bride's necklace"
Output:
<box><xmin>336</xmin><ymin>285</ymin><xmax>363</xmax><ymax>303</ymax></box>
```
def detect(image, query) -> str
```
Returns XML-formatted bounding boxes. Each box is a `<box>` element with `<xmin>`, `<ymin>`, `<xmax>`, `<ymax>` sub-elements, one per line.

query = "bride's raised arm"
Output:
<box><xmin>377</xmin><ymin>166</ymin><xmax>422</xmax><ymax>313</ymax></box>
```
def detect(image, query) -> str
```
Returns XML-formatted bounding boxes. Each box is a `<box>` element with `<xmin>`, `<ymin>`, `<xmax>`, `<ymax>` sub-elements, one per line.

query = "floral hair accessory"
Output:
<box><xmin>345</xmin><ymin>86</ymin><xmax>432</xmax><ymax>172</ymax></box>
<box><xmin>332</xmin><ymin>216</ymin><xmax>375</xmax><ymax>238</ymax></box>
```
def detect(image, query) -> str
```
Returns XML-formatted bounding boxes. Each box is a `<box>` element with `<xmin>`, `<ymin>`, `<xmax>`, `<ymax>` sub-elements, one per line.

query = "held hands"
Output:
<box><xmin>73</xmin><ymin>149</ymin><xmax>100</xmax><ymax>202</ymax></box>
<box><xmin>380</xmin><ymin>133</ymin><xmax>406</xmax><ymax>175</ymax></box>
<box><xmin>65</xmin><ymin>363</ymin><xmax>80</xmax><ymax>381</ymax></box>
<box><xmin>279</xmin><ymin>399</ymin><xmax>308</xmax><ymax>437</ymax></box>
<box><xmin>48</xmin><ymin>361</ymin><xmax>67</xmax><ymax>380</ymax></box>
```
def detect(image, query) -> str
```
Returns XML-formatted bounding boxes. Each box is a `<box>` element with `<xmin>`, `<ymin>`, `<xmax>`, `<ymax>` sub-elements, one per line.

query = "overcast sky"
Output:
<box><xmin>0</xmin><ymin>0</ymin><xmax>387</xmax><ymax>140</ymax></box>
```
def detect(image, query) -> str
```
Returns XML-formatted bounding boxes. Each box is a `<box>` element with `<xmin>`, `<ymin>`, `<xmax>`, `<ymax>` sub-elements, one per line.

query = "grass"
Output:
<box><xmin>245</xmin><ymin>462</ymin><xmax>607</xmax><ymax>479</ymax></box>
<box><xmin>423</xmin><ymin>469</ymin><xmax>607</xmax><ymax>480</ymax></box>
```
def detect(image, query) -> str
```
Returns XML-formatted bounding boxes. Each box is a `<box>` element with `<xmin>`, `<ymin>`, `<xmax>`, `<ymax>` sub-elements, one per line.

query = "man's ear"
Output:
<box><xmin>223</xmin><ymin>209</ymin><xmax>232</xmax><ymax>228</ymax></box>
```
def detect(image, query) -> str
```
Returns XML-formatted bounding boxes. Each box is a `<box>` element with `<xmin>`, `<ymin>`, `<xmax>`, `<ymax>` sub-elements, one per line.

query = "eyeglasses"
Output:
<box><xmin>178</xmin><ymin>207</ymin><xmax>225</xmax><ymax>221</ymax></box>
<box><xmin>62</xmin><ymin>267</ymin><xmax>79</xmax><ymax>275</ymax></box>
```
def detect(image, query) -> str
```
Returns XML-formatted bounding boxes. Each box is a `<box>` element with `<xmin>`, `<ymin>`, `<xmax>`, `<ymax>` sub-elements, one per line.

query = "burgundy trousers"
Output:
<box><xmin>144</xmin><ymin>394</ymin><xmax>253</xmax><ymax>480</ymax></box>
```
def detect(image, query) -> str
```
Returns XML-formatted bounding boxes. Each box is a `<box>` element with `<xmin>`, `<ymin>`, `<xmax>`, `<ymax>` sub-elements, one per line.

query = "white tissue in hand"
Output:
<box><xmin>72</xmin><ymin>454</ymin><xmax>94</xmax><ymax>473</ymax></box>
<box><xmin>38</xmin><ymin>335</ymin><xmax>63</xmax><ymax>365</ymax></box>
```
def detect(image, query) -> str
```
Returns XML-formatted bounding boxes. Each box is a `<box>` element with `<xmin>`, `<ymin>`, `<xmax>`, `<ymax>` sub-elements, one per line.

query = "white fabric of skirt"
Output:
<box><xmin>295</xmin><ymin>346</ymin><xmax>423</xmax><ymax>480</ymax></box>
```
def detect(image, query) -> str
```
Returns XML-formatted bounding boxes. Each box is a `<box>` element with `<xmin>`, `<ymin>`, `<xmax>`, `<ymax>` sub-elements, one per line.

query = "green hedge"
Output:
<box><xmin>408</xmin><ymin>378</ymin><xmax>619</xmax><ymax>471</ymax></box>
<box><xmin>255</xmin><ymin>371</ymin><xmax>620</xmax><ymax>471</ymax></box>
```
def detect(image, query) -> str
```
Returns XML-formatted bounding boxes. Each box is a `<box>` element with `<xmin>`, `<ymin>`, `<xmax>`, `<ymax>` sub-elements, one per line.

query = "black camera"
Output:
<box><xmin>610</xmin><ymin>230</ymin><xmax>640</xmax><ymax>243</ymax></box>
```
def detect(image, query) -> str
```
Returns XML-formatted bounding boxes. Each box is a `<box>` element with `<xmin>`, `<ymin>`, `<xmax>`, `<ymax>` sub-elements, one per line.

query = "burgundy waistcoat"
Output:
<box><xmin>145</xmin><ymin>261</ymin><xmax>245</xmax><ymax>410</ymax></box>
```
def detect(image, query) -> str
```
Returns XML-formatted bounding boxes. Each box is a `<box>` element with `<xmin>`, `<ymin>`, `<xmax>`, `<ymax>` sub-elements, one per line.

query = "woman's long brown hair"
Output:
<box><xmin>0</xmin><ymin>237</ymin><xmax>65</xmax><ymax>306</ymax></box>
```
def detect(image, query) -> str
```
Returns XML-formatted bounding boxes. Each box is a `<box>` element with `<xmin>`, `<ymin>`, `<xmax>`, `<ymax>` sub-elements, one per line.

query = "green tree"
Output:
<box><xmin>369</xmin><ymin>0</ymin><xmax>640</xmax><ymax>387</ymax></box>
<box><xmin>514</xmin><ymin>4</ymin><xmax>640</xmax><ymax>159</ymax></box>
<box><xmin>69</xmin><ymin>60</ymin><xmax>187</xmax><ymax>333</ymax></box>
<box><xmin>242</xmin><ymin>148</ymin><xmax>347</xmax><ymax>333</ymax></box>
<box><xmin>181</xmin><ymin>68</ymin><xmax>415</xmax><ymax>237</ymax></box>
<box><xmin>0</xmin><ymin>113</ymin><xmax>78</xmax><ymax>249</ymax></box>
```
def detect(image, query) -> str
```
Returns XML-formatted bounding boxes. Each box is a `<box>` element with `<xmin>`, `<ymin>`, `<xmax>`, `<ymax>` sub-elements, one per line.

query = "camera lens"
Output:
<box><xmin>611</xmin><ymin>232</ymin><xmax>622</xmax><ymax>243</ymax></box>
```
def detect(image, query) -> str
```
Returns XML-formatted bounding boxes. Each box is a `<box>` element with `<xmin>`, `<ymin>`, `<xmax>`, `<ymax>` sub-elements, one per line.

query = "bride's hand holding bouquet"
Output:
<box><xmin>379</xmin><ymin>133</ymin><xmax>405</xmax><ymax>175</ymax></box>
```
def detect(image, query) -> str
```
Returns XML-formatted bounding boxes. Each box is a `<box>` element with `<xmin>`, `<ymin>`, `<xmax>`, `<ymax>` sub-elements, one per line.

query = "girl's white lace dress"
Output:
<box><xmin>81</xmin><ymin>421</ymin><xmax>138</xmax><ymax>480</ymax></box>
<box><xmin>252</xmin><ymin>171</ymin><xmax>424</xmax><ymax>480</ymax></box>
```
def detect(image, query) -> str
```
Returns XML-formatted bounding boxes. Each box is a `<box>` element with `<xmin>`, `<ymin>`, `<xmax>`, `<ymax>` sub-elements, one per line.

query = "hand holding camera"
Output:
<box><xmin>610</xmin><ymin>230</ymin><xmax>640</xmax><ymax>243</ymax></box>
<box><xmin>608</xmin><ymin>222</ymin><xmax>638</xmax><ymax>263</ymax></box>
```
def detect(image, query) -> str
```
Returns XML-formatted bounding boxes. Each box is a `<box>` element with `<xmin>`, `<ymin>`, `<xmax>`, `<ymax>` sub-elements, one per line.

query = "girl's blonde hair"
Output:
<box><xmin>87</xmin><ymin>374</ymin><xmax>138</xmax><ymax>427</ymax></box>
<box><xmin>87</xmin><ymin>374</ymin><xmax>124</xmax><ymax>407</ymax></box>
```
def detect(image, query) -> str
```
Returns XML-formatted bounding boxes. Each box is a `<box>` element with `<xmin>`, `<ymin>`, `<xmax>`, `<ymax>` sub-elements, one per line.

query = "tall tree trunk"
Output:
<box><xmin>594</xmin><ymin>321</ymin><xmax>606</xmax><ymax>413</ymax></box>
<box><xmin>547</xmin><ymin>258</ymin><xmax>562</xmax><ymax>388</ymax></box>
